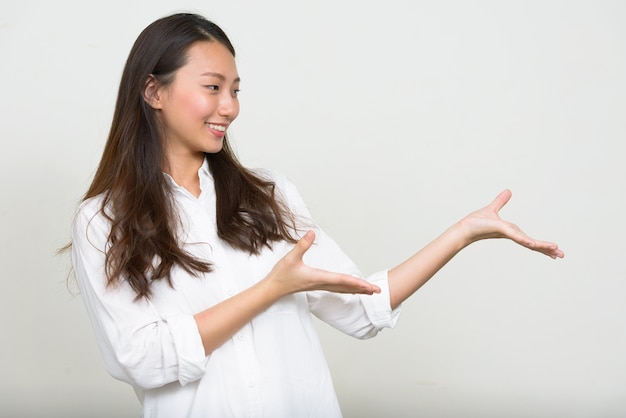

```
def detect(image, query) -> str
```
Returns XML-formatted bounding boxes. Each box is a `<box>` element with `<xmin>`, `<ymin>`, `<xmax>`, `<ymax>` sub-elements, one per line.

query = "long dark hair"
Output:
<box><xmin>83</xmin><ymin>13</ymin><xmax>297</xmax><ymax>299</ymax></box>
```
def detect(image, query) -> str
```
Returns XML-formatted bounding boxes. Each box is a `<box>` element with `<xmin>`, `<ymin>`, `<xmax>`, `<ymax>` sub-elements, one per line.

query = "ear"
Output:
<box><xmin>143</xmin><ymin>75</ymin><xmax>163</xmax><ymax>109</ymax></box>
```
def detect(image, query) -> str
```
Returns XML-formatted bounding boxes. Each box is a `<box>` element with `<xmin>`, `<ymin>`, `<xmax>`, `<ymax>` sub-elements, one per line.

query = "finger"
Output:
<box><xmin>489</xmin><ymin>189</ymin><xmax>512</xmax><ymax>213</ymax></box>
<box><xmin>529</xmin><ymin>240</ymin><xmax>565</xmax><ymax>258</ymax></box>
<box><xmin>309</xmin><ymin>268</ymin><xmax>381</xmax><ymax>295</ymax></box>
<box><xmin>347</xmin><ymin>283</ymin><xmax>381</xmax><ymax>295</ymax></box>
<box><xmin>289</xmin><ymin>230</ymin><xmax>316</xmax><ymax>260</ymax></box>
<box><xmin>511</xmin><ymin>234</ymin><xmax>565</xmax><ymax>259</ymax></box>
<box><xmin>545</xmin><ymin>249</ymin><xmax>565</xmax><ymax>258</ymax></box>
<box><xmin>342</xmin><ymin>276</ymin><xmax>381</xmax><ymax>295</ymax></box>
<box><xmin>319</xmin><ymin>273</ymin><xmax>382</xmax><ymax>295</ymax></box>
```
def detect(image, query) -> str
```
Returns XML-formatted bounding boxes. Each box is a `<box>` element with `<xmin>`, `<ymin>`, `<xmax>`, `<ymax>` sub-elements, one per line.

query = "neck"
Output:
<box><xmin>164</xmin><ymin>152</ymin><xmax>205</xmax><ymax>197</ymax></box>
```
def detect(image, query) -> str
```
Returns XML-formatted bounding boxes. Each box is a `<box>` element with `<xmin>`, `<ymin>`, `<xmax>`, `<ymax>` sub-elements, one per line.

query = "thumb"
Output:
<box><xmin>290</xmin><ymin>230</ymin><xmax>316</xmax><ymax>259</ymax></box>
<box><xmin>489</xmin><ymin>189</ymin><xmax>512</xmax><ymax>213</ymax></box>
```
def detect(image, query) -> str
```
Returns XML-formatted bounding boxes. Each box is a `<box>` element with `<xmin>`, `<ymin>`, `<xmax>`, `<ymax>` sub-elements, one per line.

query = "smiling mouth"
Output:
<box><xmin>207</xmin><ymin>123</ymin><xmax>226</xmax><ymax>132</ymax></box>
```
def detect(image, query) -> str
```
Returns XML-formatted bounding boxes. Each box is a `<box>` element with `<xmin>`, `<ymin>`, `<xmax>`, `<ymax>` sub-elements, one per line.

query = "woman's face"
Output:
<box><xmin>151</xmin><ymin>40</ymin><xmax>240</xmax><ymax>160</ymax></box>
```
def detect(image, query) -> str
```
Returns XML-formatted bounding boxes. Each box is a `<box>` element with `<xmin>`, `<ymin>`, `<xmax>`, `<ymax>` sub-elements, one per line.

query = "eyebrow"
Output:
<box><xmin>201</xmin><ymin>72</ymin><xmax>241</xmax><ymax>83</ymax></box>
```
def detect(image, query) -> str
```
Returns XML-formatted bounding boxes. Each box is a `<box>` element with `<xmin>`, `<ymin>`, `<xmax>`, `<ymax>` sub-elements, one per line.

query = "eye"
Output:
<box><xmin>204</xmin><ymin>85</ymin><xmax>219</xmax><ymax>91</ymax></box>
<box><xmin>233</xmin><ymin>88</ymin><xmax>241</xmax><ymax>97</ymax></box>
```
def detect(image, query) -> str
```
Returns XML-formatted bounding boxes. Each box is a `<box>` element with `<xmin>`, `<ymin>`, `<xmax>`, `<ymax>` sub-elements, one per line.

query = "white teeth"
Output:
<box><xmin>207</xmin><ymin>123</ymin><xmax>226</xmax><ymax>132</ymax></box>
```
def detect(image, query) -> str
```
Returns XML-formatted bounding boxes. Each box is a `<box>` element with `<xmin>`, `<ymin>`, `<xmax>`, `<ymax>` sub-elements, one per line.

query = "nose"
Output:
<box><xmin>218</xmin><ymin>92</ymin><xmax>239</xmax><ymax>121</ymax></box>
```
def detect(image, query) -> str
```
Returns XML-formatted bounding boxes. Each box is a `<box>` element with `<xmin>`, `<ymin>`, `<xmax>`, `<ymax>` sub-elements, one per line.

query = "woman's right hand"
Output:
<box><xmin>194</xmin><ymin>230</ymin><xmax>379</xmax><ymax>355</ymax></box>
<box><xmin>266</xmin><ymin>230</ymin><xmax>381</xmax><ymax>297</ymax></box>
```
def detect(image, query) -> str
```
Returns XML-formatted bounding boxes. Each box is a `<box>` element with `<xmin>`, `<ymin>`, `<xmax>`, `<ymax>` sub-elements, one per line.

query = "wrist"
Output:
<box><xmin>448</xmin><ymin>219</ymin><xmax>475</xmax><ymax>250</ymax></box>
<box><xmin>259</xmin><ymin>271</ymin><xmax>294</xmax><ymax>300</ymax></box>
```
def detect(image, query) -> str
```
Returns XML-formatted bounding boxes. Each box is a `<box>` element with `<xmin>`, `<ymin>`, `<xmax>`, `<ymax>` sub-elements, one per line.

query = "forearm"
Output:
<box><xmin>388</xmin><ymin>222</ymin><xmax>470</xmax><ymax>309</ymax></box>
<box><xmin>194</xmin><ymin>279</ymin><xmax>284</xmax><ymax>355</ymax></box>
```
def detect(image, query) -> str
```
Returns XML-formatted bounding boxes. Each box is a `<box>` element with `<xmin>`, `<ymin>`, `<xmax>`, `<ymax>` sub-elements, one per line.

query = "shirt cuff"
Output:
<box><xmin>361</xmin><ymin>270</ymin><xmax>401</xmax><ymax>330</ymax></box>
<box><xmin>162</xmin><ymin>314</ymin><xmax>208</xmax><ymax>386</ymax></box>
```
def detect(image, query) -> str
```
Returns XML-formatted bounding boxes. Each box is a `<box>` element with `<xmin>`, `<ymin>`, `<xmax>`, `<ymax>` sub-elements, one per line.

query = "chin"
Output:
<box><xmin>203</xmin><ymin>141</ymin><xmax>224</xmax><ymax>154</ymax></box>
<box><xmin>205</xmin><ymin>145</ymin><xmax>223</xmax><ymax>154</ymax></box>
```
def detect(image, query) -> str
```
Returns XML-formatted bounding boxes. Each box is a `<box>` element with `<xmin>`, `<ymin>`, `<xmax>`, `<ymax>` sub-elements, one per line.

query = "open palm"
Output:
<box><xmin>459</xmin><ymin>190</ymin><xmax>564</xmax><ymax>259</ymax></box>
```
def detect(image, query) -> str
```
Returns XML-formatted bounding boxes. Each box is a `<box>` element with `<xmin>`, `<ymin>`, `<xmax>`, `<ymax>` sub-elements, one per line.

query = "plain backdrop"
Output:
<box><xmin>1</xmin><ymin>1</ymin><xmax>625</xmax><ymax>417</ymax></box>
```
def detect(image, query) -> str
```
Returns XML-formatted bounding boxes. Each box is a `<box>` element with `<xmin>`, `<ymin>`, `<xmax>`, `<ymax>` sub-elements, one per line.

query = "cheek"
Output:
<box><xmin>169</xmin><ymin>87</ymin><xmax>213</xmax><ymax>116</ymax></box>
<box><xmin>185</xmin><ymin>94</ymin><xmax>215</xmax><ymax>116</ymax></box>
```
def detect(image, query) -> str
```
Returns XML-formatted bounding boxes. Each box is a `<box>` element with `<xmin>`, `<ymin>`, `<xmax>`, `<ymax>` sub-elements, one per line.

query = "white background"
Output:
<box><xmin>1</xmin><ymin>1</ymin><xmax>624</xmax><ymax>417</ymax></box>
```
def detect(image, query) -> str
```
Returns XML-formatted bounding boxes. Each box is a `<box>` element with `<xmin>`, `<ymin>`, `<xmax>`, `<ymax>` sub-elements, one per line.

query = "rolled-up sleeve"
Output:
<box><xmin>358</xmin><ymin>269</ymin><xmax>401</xmax><ymax>330</ymax></box>
<box><xmin>307</xmin><ymin>262</ymin><xmax>401</xmax><ymax>339</ymax></box>
<box><xmin>161</xmin><ymin>314</ymin><xmax>208</xmax><ymax>386</ymax></box>
<box><xmin>71</xmin><ymin>198</ymin><xmax>208</xmax><ymax>389</ymax></box>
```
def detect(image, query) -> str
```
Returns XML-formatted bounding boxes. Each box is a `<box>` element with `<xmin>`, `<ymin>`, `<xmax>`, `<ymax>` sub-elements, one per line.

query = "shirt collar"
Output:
<box><xmin>162</xmin><ymin>156</ymin><xmax>213</xmax><ymax>192</ymax></box>
<box><xmin>199</xmin><ymin>157</ymin><xmax>212</xmax><ymax>182</ymax></box>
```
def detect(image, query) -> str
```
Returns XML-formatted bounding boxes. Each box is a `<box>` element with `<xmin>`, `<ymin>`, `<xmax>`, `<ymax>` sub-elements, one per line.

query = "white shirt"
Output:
<box><xmin>71</xmin><ymin>160</ymin><xmax>400</xmax><ymax>418</ymax></box>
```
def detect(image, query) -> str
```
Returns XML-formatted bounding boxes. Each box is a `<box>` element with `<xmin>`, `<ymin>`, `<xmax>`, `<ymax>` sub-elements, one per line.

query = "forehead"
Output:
<box><xmin>181</xmin><ymin>40</ymin><xmax>238</xmax><ymax>78</ymax></box>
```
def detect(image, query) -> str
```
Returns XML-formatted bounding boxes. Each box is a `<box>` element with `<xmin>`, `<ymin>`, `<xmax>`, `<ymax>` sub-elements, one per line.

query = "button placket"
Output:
<box><xmin>232</xmin><ymin>324</ymin><xmax>261</xmax><ymax>417</ymax></box>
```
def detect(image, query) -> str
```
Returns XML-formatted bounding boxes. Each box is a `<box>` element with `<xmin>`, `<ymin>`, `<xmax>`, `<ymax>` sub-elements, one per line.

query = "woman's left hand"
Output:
<box><xmin>458</xmin><ymin>189</ymin><xmax>564</xmax><ymax>259</ymax></box>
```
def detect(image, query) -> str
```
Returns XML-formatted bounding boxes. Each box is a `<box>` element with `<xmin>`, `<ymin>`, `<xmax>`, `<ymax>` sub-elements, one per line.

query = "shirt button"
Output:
<box><xmin>237</xmin><ymin>333</ymin><xmax>245</xmax><ymax>341</ymax></box>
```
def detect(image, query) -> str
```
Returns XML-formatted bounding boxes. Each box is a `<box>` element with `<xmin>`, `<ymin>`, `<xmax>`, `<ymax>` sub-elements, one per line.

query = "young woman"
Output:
<box><xmin>71</xmin><ymin>12</ymin><xmax>564</xmax><ymax>418</ymax></box>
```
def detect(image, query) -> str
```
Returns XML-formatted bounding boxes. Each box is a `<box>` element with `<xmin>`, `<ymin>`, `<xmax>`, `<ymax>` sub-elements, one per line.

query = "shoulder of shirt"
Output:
<box><xmin>71</xmin><ymin>193</ymin><xmax>111</xmax><ymax>243</ymax></box>
<box><xmin>251</xmin><ymin>168</ymin><xmax>304</xmax><ymax>199</ymax></box>
<box><xmin>249</xmin><ymin>167</ymin><xmax>278</xmax><ymax>179</ymax></box>
<box><xmin>250</xmin><ymin>168</ymin><xmax>295</xmax><ymax>189</ymax></box>
<box><xmin>74</xmin><ymin>193</ymin><xmax>109</xmax><ymax>224</ymax></box>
